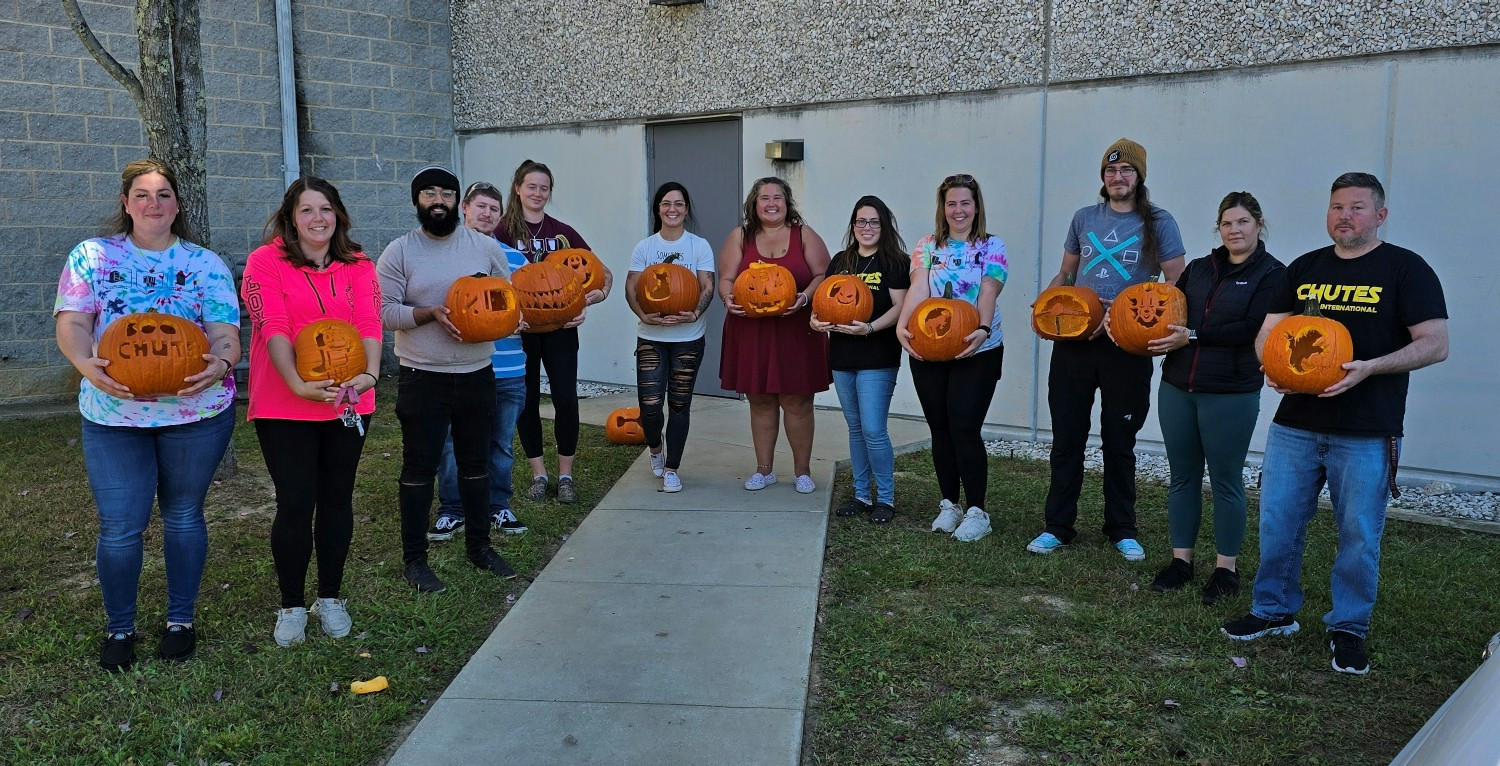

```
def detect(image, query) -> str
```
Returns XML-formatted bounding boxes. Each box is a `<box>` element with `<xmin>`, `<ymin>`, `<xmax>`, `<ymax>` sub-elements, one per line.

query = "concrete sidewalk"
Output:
<box><xmin>387</xmin><ymin>392</ymin><xmax>929</xmax><ymax>766</ymax></box>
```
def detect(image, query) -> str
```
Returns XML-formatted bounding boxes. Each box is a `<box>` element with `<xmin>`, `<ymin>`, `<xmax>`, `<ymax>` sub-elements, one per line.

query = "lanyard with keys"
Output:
<box><xmin>334</xmin><ymin>385</ymin><xmax>364</xmax><ymax>436</ymax></box>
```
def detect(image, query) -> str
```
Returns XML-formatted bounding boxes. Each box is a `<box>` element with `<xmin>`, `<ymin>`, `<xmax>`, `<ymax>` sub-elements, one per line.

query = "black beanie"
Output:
<box><xmin>410</xmin><ymin>165</ymin><xmax>460</xmax><ymax>204</ymax></box>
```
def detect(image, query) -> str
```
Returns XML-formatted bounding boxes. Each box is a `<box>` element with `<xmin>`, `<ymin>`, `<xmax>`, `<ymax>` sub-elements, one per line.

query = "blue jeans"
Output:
<box><xmin>1251</xmin><ymin>423</ymin><xmax>1397</xmax><ymax>638</ymax></box>
<box><xmin>437</xmin><ymin>375</ymin><xmax>526</xmax><ymax>518</ymax></box>
<box><xmin>81</xmin><ymin>406</ymin><xmax>237</xmax><ymax>633</ymax></box>
<box><xmin>832</xmin><ymin>368</ymin><xmax>898</xmax><ymax>505</ymax></box>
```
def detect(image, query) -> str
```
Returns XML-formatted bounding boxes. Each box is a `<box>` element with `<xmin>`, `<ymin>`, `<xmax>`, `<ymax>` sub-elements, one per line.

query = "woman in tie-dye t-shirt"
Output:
<box><xmin>896</xmin><ymin>174</ymin><xmax>1008</xmax><ymax>544</ymax></box>
<box><xmin>53</xmin><ymin>159</ymin><xmax>240</xmax><ymax>673</ymax></box>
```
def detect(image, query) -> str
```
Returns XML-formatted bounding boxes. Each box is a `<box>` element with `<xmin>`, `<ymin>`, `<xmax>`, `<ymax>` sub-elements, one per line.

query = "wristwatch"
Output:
<box><xmin>1187</xmin><ymin>329</ymin><xmax>1198</xmax><ymax>344</ymax></box>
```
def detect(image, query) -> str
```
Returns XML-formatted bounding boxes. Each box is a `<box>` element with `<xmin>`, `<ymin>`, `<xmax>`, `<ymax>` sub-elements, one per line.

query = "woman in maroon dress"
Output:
<box><xmin>717</xmin><ymin>177</ymin><xmax>832</xmax><ymax>494</ymax></box>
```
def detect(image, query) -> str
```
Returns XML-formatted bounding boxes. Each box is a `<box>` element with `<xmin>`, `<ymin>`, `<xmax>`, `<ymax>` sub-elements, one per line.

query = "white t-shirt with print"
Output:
<box><xmin>629</xmin><ymin>231</ymin><xmax>715</xmax><ymax>343</ymax></box>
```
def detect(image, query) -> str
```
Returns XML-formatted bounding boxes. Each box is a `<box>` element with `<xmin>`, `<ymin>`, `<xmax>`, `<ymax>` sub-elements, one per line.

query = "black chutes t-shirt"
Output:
<box><xmin>826</xmin><ymin>251</ymin><xmax>911</xmax><ymax>371</ymax></box>
<box><xmin>1268</xmin><ymin>243</ymin><xmax>1446</xmax><ymax>437</ymax></box>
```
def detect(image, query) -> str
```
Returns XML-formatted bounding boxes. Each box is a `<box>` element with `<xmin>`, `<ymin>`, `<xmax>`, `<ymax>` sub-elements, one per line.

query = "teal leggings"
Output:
<box><xmin>1157</xmin><ymin>382</ymin><xmax>1260</xmax><ymax>557</ymax></box>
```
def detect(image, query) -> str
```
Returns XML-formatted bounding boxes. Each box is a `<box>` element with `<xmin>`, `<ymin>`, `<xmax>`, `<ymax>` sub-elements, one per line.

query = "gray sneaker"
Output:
<box><xmin>274</xmin><ymin>607</ymin><xmax>307</xmax><ymax>647</ymax></box>
<box><xmin>524</xmin><ymin>475</ymin><xmax>550</xmax><ymax>501</ymax></box>
<box><xmin>557</xmin><ymin>476</ymin><xmax>577</xmax><ymax>504</ymax></box>
<box><xmin>311</xmin><ymin>598</ymin><xmax>352</xmax><ymax>638</ymax></box>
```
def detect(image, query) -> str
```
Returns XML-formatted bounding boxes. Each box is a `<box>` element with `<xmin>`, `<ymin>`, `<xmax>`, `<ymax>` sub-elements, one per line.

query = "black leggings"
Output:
<box><xmin>636</xmin><ymin>336</ymin><xmax>705</xmax><ymax>470</ymax></box>
<box><xmin>518</xmin><ymin>327</ymin><xmax>579</xmax><ymax>459</ymax></box>
<box><xmin>909</xmin><ymin>346</ymin><xmax>1004</xmax><ymax>510</ymax></box>
<box><xmin>254</xmin><ymin>416</ymin><xmax>369</xmax><ymax>608</ymax></box>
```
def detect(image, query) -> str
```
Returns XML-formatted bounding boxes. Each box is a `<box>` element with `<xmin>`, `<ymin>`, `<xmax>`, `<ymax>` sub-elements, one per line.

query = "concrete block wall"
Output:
<box><xmin>0</xmin><ymin>0</ymin><xmax>454</xmax><ymax>404</ymax></box>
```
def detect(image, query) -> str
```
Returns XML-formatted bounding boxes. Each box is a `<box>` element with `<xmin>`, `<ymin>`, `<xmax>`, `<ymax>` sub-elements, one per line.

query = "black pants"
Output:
<box><xmin>636</xmin><ymin>336</ymin><xmax>705</xmax><ymax>470</ymax></box>
<box><xmin>395</xmin><ymin>366</ymin><xmax>495</xmax><ymax>565</ymax></box>
<box><xmin>518</xmin><ymin>327</ymin><xmax>579</xmax><ymax>459</ymax></box>
<box><xmin>254</xmin><ymin>416</ymin><xmax>369</xmax><ymax>608</ymax></box>
<box><xmin>1043</xmin><ymin>338</ymin><xmax>1152</xmax><ymax>543</ymax></box>
<box><xmin>909</xmin><ymin>346</ymin><xmax>1004</xmax><ymax>510</ymax></box>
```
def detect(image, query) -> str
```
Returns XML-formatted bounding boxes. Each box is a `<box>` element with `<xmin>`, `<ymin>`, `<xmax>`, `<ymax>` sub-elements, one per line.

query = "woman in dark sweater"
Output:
<box><xmin>1148</xmin><ymin>191</ymin><xmax>1285</xmax><ymax>604</ymax></box>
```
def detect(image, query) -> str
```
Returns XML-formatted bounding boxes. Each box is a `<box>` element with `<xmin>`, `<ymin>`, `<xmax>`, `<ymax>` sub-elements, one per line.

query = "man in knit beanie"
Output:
<box><xmin>1026</xmin><ymin>138</ymin><xmax>1185</xmax><ymax>563</ymax></box>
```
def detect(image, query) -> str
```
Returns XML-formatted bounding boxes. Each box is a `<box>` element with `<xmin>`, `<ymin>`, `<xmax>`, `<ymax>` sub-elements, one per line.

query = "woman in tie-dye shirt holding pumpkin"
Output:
<box><xmin>54</xmin><ymin>158</ymin><xmax>240</xmax><ymax>673</ymax></box>
<box><xmin>896</xmin><ymin>173</ymin><xmax>1008</xmax><ymax>544</ymax></box>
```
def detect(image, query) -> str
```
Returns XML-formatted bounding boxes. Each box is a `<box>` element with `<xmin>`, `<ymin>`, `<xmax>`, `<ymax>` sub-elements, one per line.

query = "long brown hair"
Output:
<box><xmin>1098</xmin><ymin>180</ymin><xmax>1162</xmax><ymax>274</ymax></box>
<box><xmin>934</xmin><ymin>174</ymin><xmax>988</xmax><ymax>244</ymax></box>
<box><xmin>740</xmin><ymin>177</ymin><xmax>804</xmax><ymax>240</ymax></box>
<box><xmin>104</xmin><ymin>158</ymin><xmax>193</xmax><ymax>241</ymax></box>
<box><xmin>831</xmin><ymin>195</ymin><xmax>907</xmax><ymax>276</ymax></box>
<box><xmin>262</xmin><ymin>176</ymin><xmax>365</xmax><ymax>267</ymax></box>
<box><xmin>501</xmin><ymin>159</ymin><xmax>553</xmax><ymax>247</ymax></box>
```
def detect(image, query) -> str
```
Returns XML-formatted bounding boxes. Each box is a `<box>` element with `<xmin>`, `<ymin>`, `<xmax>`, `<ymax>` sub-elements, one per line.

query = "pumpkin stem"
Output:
<box><xmin>471</xmin><ymin>272</ymin><xmax>488</xmax><ymax>278</ymax></box>
<box><xmin>941</xmin><ymin>282</ymin><xmax>956</xmax><ymax>299</ymax></box>
<box><xmin>1063</xmin><ymin>272</ymin><xmax>1075</xmax><ymax>287</ymax></box>
<box><xmin>1303</xmin><ymin>297</ymin><xmax>1325</xmax><ymax>317</ymax></box>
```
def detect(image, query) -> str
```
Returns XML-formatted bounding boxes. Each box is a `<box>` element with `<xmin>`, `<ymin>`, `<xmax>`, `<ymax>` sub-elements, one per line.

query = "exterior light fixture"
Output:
<box><xmin>765</xmin><ymin>140</ymin><xmax>804</xmax><ymax>162</ymax></box>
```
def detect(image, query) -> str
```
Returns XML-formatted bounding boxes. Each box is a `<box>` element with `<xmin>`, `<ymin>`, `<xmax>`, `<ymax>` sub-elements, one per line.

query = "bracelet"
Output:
<box><xmin>217</xmin><ymin>358</ymin><xmax>234</xmax><ymax>381</ymax></box>
<box><xmin>977</xmin><ymin>325</ymin><xmax>992</xmax><ymax>336</ymax></box>
<box><xmin>358</xmin><ymin>372</ymin><xmax>377</xmax><ymax>387</ymax></box>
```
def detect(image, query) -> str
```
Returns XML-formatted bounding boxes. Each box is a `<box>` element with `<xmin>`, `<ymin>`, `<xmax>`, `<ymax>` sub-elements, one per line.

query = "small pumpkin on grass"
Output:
<box><xmin>445</xmin><ymin>272</ymin><xmax>522</xmax><ymax>342</ymax></box>
<box><xmin>812</xmin><ymin>273</ymin><xmax>874</xmax><ymax>325</ymax></box>
<box><xmin>512</xmin><ymin>261</ymin><xmax>586</xmax><ymax>333</ymax></box>
<box><xmin>294</xmin><ymin>319</ymin><xmax>367</xmax><ymax>385</ymax></box>
<box><xmin>636</xmin><ymin>254</ymin><xmax>700</xmax><ymax>316</ymax></box>
<box><xmin>1108</xmin><ymin>281</ymin><xmax>1187</xmax><ymax>355</ymax></box>
<box><xmin>97</xmin><ymin>309</ymin><xmax>211</xmax><ymax>396</ymax></box>
<box><xmin>1032</xmin><ymin>279</ymin><xmax>1104</xmax><ymax>341</ymax></box>
<box><xmin>1262</xmin><ymin>299</ymin><xmax>1353</xmax><ymax>394</ymax></box>
<box><xmin>605</xmin><ymin>406</ymin><xmax>646</xmax><ymax>445</ymax></box>
<box><xmin>905</xmin><ymin>284</ymin><xmax>980</xmax><ymax>362</ymax></box>
<box><xmin>732</xmin><ymin>261</ymin><xmax>797</xmax><ymax>318</ymax></box>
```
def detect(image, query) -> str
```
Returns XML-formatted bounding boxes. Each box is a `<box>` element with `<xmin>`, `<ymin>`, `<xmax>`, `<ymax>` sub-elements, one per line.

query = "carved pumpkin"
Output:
<box><xmin>1108</xmin><ymin>281</ymin><xmax>1187</xmax><ymax>355</ymax></box>
<box><xmin>636</xmin><ymin>254</ymin><xmax>700</xmax><ymax>316</ymax></box>
<box><xmin>294</xmin><ymin>319</ymin><xmax>367</xmax><ymax>385</ymax></box>
<box><xmin>732</xmin><ymin>261</ymin><xmax>797</xmax><ymax>318</ymax></box>
<box><xmin>445</xmin><ymin>272</ymin><xmax>522</xmax><ymax>342</ymax></box>
<box><xmin>905</xmin><ymin>284</ymin><xmax>980</xmax><ymax>362</ymax></box>
<box><xmin>605</xmin><ymin>406</ymin><xmax>645</xmax><ymax>445</ymax></box>
<box><xmin>545</xmin><ymin>248</ymin><xmax>606</xmax><ymax>295</ymax></box>
<box><xmin>812</xmin><ymin>274</ymin><xmax>874</xmax><ymax>325</ymax></box>
<box><xmin>512</xmin><ymin>261</ymin><xmax>586</xmax><ymax>333</ymax></box>
<box><xmin>1262</xmin><ymin>299</ymin><xmax>1353</xmax><ymax>394</ymax></box>
<box><xmin>97</xmin><ymin>310</ymin><xmax>211</xmax><ymax>396</ymax></box>
<box><xmin>1032</xmin><ymin>284</ymin><xmax>1104</xmax><ymax>341</ymax></box>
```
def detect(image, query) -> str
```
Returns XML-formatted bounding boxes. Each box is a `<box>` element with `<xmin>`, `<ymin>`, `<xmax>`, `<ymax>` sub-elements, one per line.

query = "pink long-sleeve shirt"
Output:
<box><xmin>241</xmin><ymin>238</ymin><xmax>382</xmax><ymax>421</ymax></box>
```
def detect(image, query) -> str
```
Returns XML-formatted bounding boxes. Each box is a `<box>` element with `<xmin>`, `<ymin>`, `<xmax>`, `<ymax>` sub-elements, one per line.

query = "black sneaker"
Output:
<box><xmin>1150</xmin><ymin>558</ymin><xmax>1194</xmax><ymax>592</ymax></box>
<box><xmin>1221</xmin><ymin>613</ymin><xmax>1300</xmax><ymax>641</ymax></box>
<box><xmin>1329</xmin><ymin>631</ymin><xmax>1370</xmax><ymax>675</ymax></box>
<box><xmin>100</xmin><ymin>631</ymin><xmax>135</xmax><ymax>673</ymax></box>
<box><xmin>494</xmin><ymin>508</ymin><xmax>528</xmax><ymax>535</ymax></box>
<box><xmin>869</xmin><ymin>503</ymin><xmax>895</xmax><ymax>524</ymax></box>
<box><xmin>557</xmin><ymin>476</ymin><xmax>576</xmax><ymax>504</ymax></box>
<box><xmin>470</xmin><ymin>548</ymin><xmax>518</xmax><ymax>580</ymax></box>
<box><xmin>835</xmin><ymin>498</ymin><xmax>871</xmax><ymax>517</ymax></box>
<box><xmin>1200</xmin><ymin>567</ymin><xmax>1241</xmax><ymax>605</ymax></box>
<box><xmin>156</xmin><ymin>624</ymin><xmax>197</xmax><ymax>662</ymax></box>
<box><xmin>403</xmin><ymin>562</ymin><xmax>447</xmax><ymax>593</ymax></box>
<box><xmin>427</xmin><ymin>515</ymin><xmax>465</xmax><ymax>541</ymax></box>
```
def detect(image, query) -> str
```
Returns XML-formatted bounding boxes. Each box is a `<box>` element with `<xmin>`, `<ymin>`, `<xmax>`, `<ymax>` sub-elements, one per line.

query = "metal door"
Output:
<box><xmin>646</xmin><ymin>118</ymin><xmax>741</xmax><ymax>397</ymax></box>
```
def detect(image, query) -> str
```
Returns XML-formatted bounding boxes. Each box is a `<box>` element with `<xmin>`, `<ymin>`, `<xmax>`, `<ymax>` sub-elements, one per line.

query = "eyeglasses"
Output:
<box><xmin>658</xmin><ymin>200</ymin><xmax>687</xmax><ymax>209</ymax></box>
<box><xmin>419</xmin><ymin>188</ymin><xmax>457</xmax><ymax>202</ymax></box>
<box><xmin>1103</xmin><ymin>167</ymin><xmax>1138</xmax><ymax>178</ymax></box>
<box><xmin>941</xmin><ymin>174</ymin><xmax>976</xmax><ymax>186</ymax></box>
<box><xmin>853</xmin><ymin>219</ymin><xmax>881</xmax><ymax>229</ymax></box>
<box><xmin>464</xmin><ymin>182</ymin><xmax>498</xmax><ymax>198</ymax></box>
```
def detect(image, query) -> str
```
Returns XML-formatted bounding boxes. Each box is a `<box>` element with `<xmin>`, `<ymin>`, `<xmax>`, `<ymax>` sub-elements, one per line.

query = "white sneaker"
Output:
<box><xmin>953</xmin><ymin>507</ymin><xmax>992</xmax><ymax>542</ymax></box>
<box><xmin>311</xmin><ymin>598</ymin><xmax>352</xmax><ymax>638</ymax></box>
<box><xmin>795</xmin><ymin>475</ymin><xmax>816</xmax><ymax>494</ymax></box>
<box><xmin>930</xmin><ymin>499</ymin><xmax>963</xmax><ymax>533</ymax></box>
<box><xmin>744</xmin><ymin>472</ymin><xmax>777</xmax><ymax>490</ymax></box>
<box><xmin>662</xmin><ymin>469</ymin><xmax>682</xmax><ymax>493</ymax></box>
<box><xmin>649</xmin><ymin>449</ymin><xmax>666</xmax><ymax>478</ymax></box>
<box><xmin>274</xmin><ymin>607</ymin><xmax>307</xmax><ymax>647</ymax></box>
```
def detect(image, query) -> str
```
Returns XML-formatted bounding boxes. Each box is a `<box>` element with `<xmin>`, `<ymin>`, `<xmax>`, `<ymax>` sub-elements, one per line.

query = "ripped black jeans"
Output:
<box><xmin>635</xmin><ymin>336</ymin><xmax>705</xmax><ymax>470</ymax></box>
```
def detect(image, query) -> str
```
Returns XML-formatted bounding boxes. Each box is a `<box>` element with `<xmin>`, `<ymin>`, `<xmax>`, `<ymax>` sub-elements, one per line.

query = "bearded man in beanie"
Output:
<box><xmin>377</xmin><ymin>165</ymin><xmax>519</xmax><ymax>591</ymax></box>
<box><xmin>1026</xmin><ymin>138</ymin><xmax>1186</xmax><ymax>562</ymax></box>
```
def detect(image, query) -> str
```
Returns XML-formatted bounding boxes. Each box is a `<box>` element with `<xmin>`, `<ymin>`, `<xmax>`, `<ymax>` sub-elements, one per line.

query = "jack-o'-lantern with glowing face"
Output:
<box><xmin>812</xmin><ymin>274</ymin><xmax>874</xmax><ymax>325</ymax></box>
<box><xmin>294</xmin><ymin>319</ymin><xmax>367</xmax><ymax>385</ymax></box>
<box><xmin>1108</xmin><ymin>281</ymin><xmax>1187</xmax><ymax>355</ymax></box>
<box><xmin>636</xmin><ymin>254</ymin><xmax>700</xmax><ymax>316</ymax></box>
<box><xmin>97</xmin><ymin>310</ymin><xmax>211</xmax><ymax>396</ymax></box>
<box><xmin>905</xmin><ymin>284</ymin><xmax>980</xmax><ymax>362</ymax></box>
<box><xmin>445</xmin><ymin>272</ymin><xmax>522</xmax><ymax>341</ymax></box>
<box><xmin>605</xmin><ymin>406</ymin><xmax>646</xmax><ymax>444</ymax></box>
<box><xmin>732</xmin><ymin>261</ymin><xmax>797</xmax><ymax>318</ymax></box>
<box><xmin>512</xmin><ymin>261</ymin><xmax>586</xmax><ymax>333</ymax></box>
<box><xmin>545</xmin><ymin>248</ymin><xmax>606</xmax><ymax>295</ymax></box>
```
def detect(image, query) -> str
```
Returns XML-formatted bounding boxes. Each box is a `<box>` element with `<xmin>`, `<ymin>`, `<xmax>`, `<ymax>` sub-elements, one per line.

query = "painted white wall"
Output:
<box><xmin>458</xmin><ymin>47</ymin><xmax>1498</xmax><ymax>486</ymax></box>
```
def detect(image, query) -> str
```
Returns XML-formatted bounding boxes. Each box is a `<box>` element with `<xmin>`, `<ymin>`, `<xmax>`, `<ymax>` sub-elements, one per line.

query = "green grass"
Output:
<box><xmin>0</xmin><ymin>390</ymin><xmax>637</xmax><ymax>765</ymax></box>
<box><xmin>807</xmin><ymin>452</ymin><xmax>1500</xmax><ymax>766</ymax></box>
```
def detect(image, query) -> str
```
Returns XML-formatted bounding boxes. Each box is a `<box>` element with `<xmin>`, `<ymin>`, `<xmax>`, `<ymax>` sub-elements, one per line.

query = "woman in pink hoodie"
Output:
<box><xmin>241</xmin><ymin>177</ymin><xmax>382</xmax><ymax>648</ymax></box>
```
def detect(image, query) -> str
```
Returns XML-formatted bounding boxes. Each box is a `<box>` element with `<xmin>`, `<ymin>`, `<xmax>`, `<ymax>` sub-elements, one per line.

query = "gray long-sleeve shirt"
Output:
<box><xmin>376</xmin><ymin>225</ymin><xmax>510</xmax><ymax>373</ymax></box>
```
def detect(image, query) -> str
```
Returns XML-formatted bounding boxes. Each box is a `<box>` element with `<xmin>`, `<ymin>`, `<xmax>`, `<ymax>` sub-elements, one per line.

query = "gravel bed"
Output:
<box><xmin>984</xmin><ymin>439</ymin><xmax>1500</xmax><ymax>524</ymax></box>
<box><xmin>537</xmin><ymin>378</ymin><xmax>629</xmax><ymax>399</ymax></box>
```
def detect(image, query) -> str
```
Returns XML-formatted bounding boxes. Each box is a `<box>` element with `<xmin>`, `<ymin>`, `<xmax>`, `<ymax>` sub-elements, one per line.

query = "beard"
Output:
<box><xmin>418</xmin><ymin>201</ymin><xmax>459</xmax><ymax>237</ymax></box>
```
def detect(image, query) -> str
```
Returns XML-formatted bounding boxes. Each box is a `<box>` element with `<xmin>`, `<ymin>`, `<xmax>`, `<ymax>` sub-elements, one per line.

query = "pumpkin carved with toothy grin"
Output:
<box><xmin>512</xmin><ymin>261</ymin><xmax>586</xmax><ymax>333</ymax></box>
